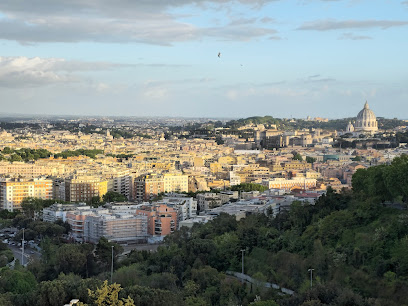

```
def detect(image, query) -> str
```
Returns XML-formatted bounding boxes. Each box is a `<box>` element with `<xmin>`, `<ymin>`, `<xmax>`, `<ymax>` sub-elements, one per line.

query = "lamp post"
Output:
<box><xmin>308</xmin><ymin>268</ymin><xmax>314</xmax><ymax>288</ymax></box>
<box><xmin>241</xmin><ymin>249</ymin><xmax>245</xmax><ymax>275</ymax></box>
<box><xmin>111</xmin><ymin>246</ymin><xmax>114</xmax><ymax>284</ymax></box>
<box><xmin>21</xmin><ymin>228</ymin><xmax>25</xmax><ymax>266</ymax></box>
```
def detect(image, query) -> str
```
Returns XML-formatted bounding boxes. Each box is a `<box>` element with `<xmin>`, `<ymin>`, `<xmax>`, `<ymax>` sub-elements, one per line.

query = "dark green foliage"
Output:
<box><xmin>230</xmin><ymin>183</ymin><xmax>268</xmax><ymax>192</ymax></box>
<box><xmin>103</xmin><ymin>191</ymin><xmax>127</xmax><ymax>203</ymax></box>
<box><xmin>352</xmin><ymin>154</ymin><xmax>408</xmax><ymax>202</ymax></box>
<box><xmin>0</xmin><ymin>209</ymin><xmax>20</xmax><ymax>219</ymax></box>
<box><xmin>54</xmin><ymin>149</ymin><xmax>104</xmax><ymax>159</ymax></box>
<box><xmin>293</xmin><ymin>153</ymin><xmax>303</xmax><ymax>161</ymax></box>
<box><xmin>121</xmin><ymin>285</ymin><xmax>182</xmax><ymax>306</ymax></box>
<box><xmin>306</xmin><ymin>156</ymin><xmax>316</xmax><ymax>164</ymax></box>
<box><xmin>0</xmin><ymin>148</ymin><xmax>52</xmax><ymax>162</ymax></box>
<box><xmin>0</xmin><ymin>267</ymin><xmax>37</xmax><ymax>295</ymax></box>
<box><xmin>95</xmin><ymin>237</ymin><xmax>124</xmax><ymax>269</ymax></box>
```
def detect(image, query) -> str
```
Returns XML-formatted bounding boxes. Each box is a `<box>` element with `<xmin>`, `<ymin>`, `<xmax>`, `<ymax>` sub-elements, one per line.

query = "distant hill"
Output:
<box><xmin>225</xmin><ymin>116</ymin><xmax>407</xmax><ymax>131</ymax></box>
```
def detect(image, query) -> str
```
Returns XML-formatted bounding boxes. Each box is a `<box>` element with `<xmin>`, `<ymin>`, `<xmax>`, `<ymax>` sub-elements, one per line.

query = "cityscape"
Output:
<box><xmin>1</xmin><ymin>1</ymin><xmax>408</xmax><ymax>306</ymax></box>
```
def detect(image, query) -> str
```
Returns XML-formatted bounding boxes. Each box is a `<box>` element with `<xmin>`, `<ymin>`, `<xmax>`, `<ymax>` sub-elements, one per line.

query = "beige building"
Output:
<box><xmin>0</xmin><ymin>177</ymin><xmax>53</xmax><ymax>211</ymax></box>
<box><xmin>263</xmin><ymin>177</ymin><xmax>317</xmax><ymax>191</ymax></box>
<box><xmin>163</xmin><ymin>173</ymin><xmax>188</xmax><ymax>193</ymax></box>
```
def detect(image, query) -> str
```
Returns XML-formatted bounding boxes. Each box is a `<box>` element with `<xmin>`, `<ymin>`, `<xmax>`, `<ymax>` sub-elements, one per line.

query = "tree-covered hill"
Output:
<box><xmin>225</xmin><ymin>116</ymin><xmax>407</xmax><ymax>131</ymax></box>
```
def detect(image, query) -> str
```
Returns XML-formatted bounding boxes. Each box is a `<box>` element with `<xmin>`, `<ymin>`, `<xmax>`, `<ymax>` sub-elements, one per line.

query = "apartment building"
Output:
<box><xmin>163</xmin><ymin>173</ymin><xmax>188</xmax><ymax>193</ymax></box>
<box><xmin>111</xmin><ymin>173</ymin><xmax>132</xmax><ymax>200</ymax></box>
<box><xmin>42</xmin><ymin>203</ymin><xmax>86</xmax><ymax>223</ymax></box>
<box><xmin>135</xmin><ymin>204</ymin><xmax>177</xmax><ymax>236</ymax></box>
<box><xmin>0</xmin><ymin>177</ymin><xmax>53</xmax><ymax>211</ymax></box>
<box><xmin>83</xmin><ymin>213</ymin><xmax>148</xmax><ymax>243</ymax></box>
<box><xmin>158</xmin><ymin>195</ymin><xmax>197</xmax><ymax>226</ymax></box>
<box><xmin>66</xmin><ymin>207</ymin><xmax>94</xmax><ymax>242</ymax></box>
<box><xmin>134</xmin><ymin>174</ymin><xmax>164</xmax><ymax>202</ymax></box>
<box><xmin>65</xmin><ymin>176</ymin><xmax>108</xmax><ymax>203</ymax></box>
<box><xmin>0</xmin><ymin>162</ymin><xmax>55</xmax><ymax>178</ymax></box>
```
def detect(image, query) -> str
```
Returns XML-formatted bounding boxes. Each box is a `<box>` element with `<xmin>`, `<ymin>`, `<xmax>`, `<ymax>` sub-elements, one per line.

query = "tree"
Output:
<box><xmin>95</xmin><ymin>237</ymin><xmax>124</xmax><ymax>271</ymax></box>
<box><xmin>351</xmin><ymin>155</ymin><xmax>362</xmax><ymax>162</ymax></box>
<box><xmin>90</xmin><ymin>196</ymin><xmax>101</xmax><ymax>207</ymax></box>
<box><xmin>306</xmin><ymin>156</ymin><xmax>316</xmax><ymax>164</ymax></box>
<box><xmin>79</xmin><ymin>280</ymin><xmax>135</xmax><ymax>306</ymax></box>
<box><xmin>56</xmin><ymin>244</ymin><xmax>88</xmax><ymax>276</ymax></box>
<box><xmin>37</xmin><ymin>280</ymin><xmax>68</xmax><ymax>306</ymax></box>
<box><xmin>293</xmin><ymin>153</ymin><xmax>303</xmax><ymax>161</ymax></box>
<box><xmin>0</xmin><ymin>268</ymin><xmax>37</xmax><ymax>295</ymax></box>
<box><xmin>102</xmin><ymin>191</ymin><xmax>127</xmax><ymax>203</ymax></box>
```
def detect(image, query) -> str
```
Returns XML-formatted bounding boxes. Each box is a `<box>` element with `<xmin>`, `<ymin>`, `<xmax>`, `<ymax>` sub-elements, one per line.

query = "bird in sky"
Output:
<box><xmin>218</xmin><ymin>52</ymin><xmax>221</xmax><ymax>58</ymax></box>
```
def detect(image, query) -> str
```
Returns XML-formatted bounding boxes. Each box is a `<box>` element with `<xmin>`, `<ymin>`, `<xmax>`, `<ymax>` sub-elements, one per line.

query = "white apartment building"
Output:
<box><xmin>42</xmin><ymin>203</ymin><xmax>88</xmax><ymax>223</ymax></box>
<box><xmin>83</xmin><ymin>212</ymin><xmax>148</xmax><ymax>243</ymax></box>
<box><xmin>159</xmin><ymin>195</ymin><xmax>197</xmax><ymax>226</ymax></box>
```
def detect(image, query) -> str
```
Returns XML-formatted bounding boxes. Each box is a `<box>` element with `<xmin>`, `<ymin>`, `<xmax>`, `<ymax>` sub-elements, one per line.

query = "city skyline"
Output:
<box><xmin>0</xmin><ymin>0</ymin><xmax>407</xmax><ymax>119</ymax></box>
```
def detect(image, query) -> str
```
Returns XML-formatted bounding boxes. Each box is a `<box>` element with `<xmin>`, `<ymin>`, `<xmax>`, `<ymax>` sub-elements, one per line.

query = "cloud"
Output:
<box><xmin>297</xmin><ymin>19</ymin><xmax>408</xmax><ymax>31</ymax></box>
<box><xmin>304</xmin><ymin>75</ymin><xmax>335</xmax><ymax>83</ymax></box>
<box><xmin>204</xmin><ymin>26</ymin><xmax>278</xmax><ymax>41</ymax></box>
<box><xmin>144</xmin><ymin>78</ymin><xmax>214</xmax><ymax>87</ymax></box>
<box><xmin>339</xmin><ymin>32</ymin><xmax>372</xmax><ymax>40</ymax></box>
<box><xmin>260</xmin><ymin>17</ymin><xmax>275</xmax><ymax>23</ymax></box>
<box><xmin>0</xmin><ymin>1</ymin><xmax>279</xmax><ymax>44</ymax></box>
<box><xmin>0</xmin><ymin>56</ymin><xmax>133</xmax><ymax>87</ymax></box>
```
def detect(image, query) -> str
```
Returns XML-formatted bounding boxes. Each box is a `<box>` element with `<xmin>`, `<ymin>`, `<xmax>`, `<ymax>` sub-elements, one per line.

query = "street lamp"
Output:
<box><xmin>111</xmin><ymin>246</ymin><xmax>114</xmax><ymax>284</ymax></box>
<box><xmin>308</xmin><ymin>268</ymin><xmax>314</xmax><ymax>288</ymax></box>
<box><xmin>240</xmin><ymin>249</ymin><xmax>245</xmax><ymax>275</ymax></box>
<box><xmin>21</xmin><ymin>228</ymin><xmax>25</xmax><ymax>266</ymax></box>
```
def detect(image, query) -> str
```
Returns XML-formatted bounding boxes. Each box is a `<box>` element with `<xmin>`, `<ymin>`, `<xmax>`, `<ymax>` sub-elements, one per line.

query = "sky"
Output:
<box><xmin>0</xmin><ymin>0</ymin><xmax>407</xmax><ymax>119</ymax></box>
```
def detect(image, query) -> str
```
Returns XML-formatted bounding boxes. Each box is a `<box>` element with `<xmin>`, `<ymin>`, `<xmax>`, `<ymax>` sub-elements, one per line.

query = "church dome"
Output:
<box><xmin>355</xmin><ymin>101</ymin><xmax>378</xmax><ymax>132</ymax></box>
<box><xmin>346</xmin><ymin>121</ymin><xmax>354</xmax><ymax>133</ymax></box>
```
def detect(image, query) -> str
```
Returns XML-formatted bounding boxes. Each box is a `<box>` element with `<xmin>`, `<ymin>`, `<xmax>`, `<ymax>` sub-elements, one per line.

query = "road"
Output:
<box><xmin>122</xmin><ymin>243</ymin><xmax>162</xmax><ymax>253</ymax></box>
<box><xmin>8</xmin><ymin>244</ymin><xmax>41</xmax><ymax>266</ymax></box>
<box><xmin>226</xmin><ymin>271</ymin><xmax>295</xmax><ymax>296</ymax></box>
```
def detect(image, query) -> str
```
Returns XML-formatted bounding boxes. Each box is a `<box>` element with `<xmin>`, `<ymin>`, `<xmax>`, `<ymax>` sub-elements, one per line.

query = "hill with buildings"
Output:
<box><xmin>225</xmin><ymin>116</ymin><xmax>406</xmax><ymax>131</ymax></box>
<box><xmin>1</xmin><ymin>156</ymin><xmax>408</xmax><ymax>305</ymax></box>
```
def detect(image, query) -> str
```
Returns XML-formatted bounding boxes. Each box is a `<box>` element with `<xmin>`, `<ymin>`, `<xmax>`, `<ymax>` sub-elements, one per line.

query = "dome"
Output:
<box><xmin>346</xmin><ymin>121</ymin><xmax>354</xmax><ymax>133</ymax></box>
<box><xmin>355</xmin><ymin>101</ymin><xmax>378</xmax><ymax>132</ymax></box>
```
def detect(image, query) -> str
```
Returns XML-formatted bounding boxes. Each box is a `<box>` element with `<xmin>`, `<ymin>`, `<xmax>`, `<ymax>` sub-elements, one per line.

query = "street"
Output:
<box><xmin>8</xmin><ymin>244</ymin><xmax>41</xmax><ymax>266</ymax></box>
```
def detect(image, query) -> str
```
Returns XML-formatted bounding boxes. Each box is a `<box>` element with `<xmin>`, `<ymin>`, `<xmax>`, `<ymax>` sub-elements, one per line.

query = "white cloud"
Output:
<box><xmin>0</xmin><ymin>1</ymin><xmax>279</xmax><ymax>44</ymax></box>
<box><xmin>339</xmin><ymin>32</ymin><xmax>372</xmax><ymax>40</ymax></box>
<box><xmin>0</xmin><ymin>56</ymin><xmax>132</xmax><ymax>87</ymax></box>
<box><xmin>297</xmin><ymin>19</ymin><xmax>408</xmax><ymax>31</ymax></box>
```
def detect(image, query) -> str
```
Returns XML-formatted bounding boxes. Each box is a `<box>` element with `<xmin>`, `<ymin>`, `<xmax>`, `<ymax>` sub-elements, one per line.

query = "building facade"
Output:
<box><xmin>136</xmin><ymin>204</ymin><xmax>177</xmax><ymax>236</ymax></box>
<box><xmin>0</xmin><ymin>177</ymin><xmax>53</xmax><ymax>211</ymax></box>
<box><xmin>65</xmin><ymin>176</ymin><xmax>108</xmax><ymax>203</ymax></box>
